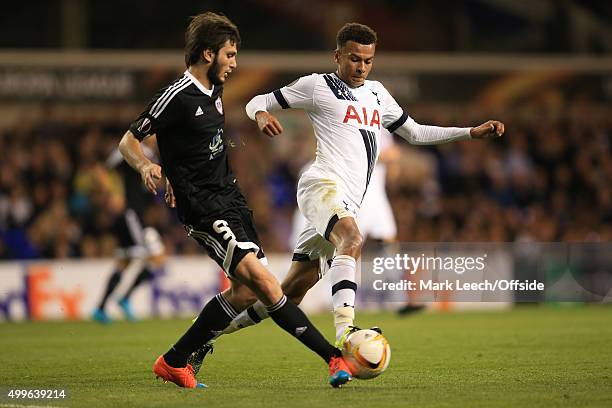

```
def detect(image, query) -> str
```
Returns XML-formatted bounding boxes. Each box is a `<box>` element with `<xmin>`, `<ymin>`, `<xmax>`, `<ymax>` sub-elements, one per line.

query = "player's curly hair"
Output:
<box><xmin>336</xmin><ymin>23</ymin><xmax>377</xmax><ymax>49</ymax></box>
<box><xmin>184</xmin><ymin>12</ymin><xmax>241</xmax><ymax>67</ymax></box>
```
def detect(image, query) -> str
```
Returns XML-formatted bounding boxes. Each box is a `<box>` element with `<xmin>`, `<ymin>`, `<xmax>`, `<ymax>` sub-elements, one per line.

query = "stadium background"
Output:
<box><xmin>0</xmin><ymin>2</ymin><xmax>610</xmax><ymax>314</ymax></box>
<box><xmin>0</xmin><ymin>2</ymin><xmax>611</xmax><ymax>407</ymax></box>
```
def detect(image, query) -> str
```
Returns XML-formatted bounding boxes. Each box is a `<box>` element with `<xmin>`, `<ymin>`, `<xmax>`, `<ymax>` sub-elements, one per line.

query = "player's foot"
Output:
<box><xmin>92</xmin><ymin>308</ymin><xmax>112</xmax><ymax>324</ymax></box>
<box><xmin>118</xmin><ymin>298</ymin><xmax>137</xmax><ymax>321</ymax></box>
<box><xmin>397</xmin><ymin>304</ymin><xmax>425</xmax><ymax>316</ymax></box>
<box><xmin>186</xmin><ymin>341</ymin><xmax>215</xmax><ymax>375</ymax></box>
<box><xmin>335</xmin><ymin>326</ymin><xmax>382</xmax><ymax>348</ymax></box>
<box><xmin>152</xmin><ymin>355</ymin><xmax>206</xmax><ymax>389</ymax></box>
<box><xmin>328</xmin><ymin>355</ymin><xmax>352</xmax><ymax>388</ymax></box>
<box><xmin>335</xmin><ymin>326</ymin><xmax>358</xmax><ymax>348</ymax></box>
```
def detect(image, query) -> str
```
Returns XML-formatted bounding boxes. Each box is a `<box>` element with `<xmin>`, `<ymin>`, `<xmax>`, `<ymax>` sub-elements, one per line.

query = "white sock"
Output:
<box><xmin>329</xmin><ymin>255</ymin><xmax>357</xmax><ymax>340</ymax></box>
<box><xmin>222</xmin><ymin>301</ymin><xmax>269</xmax><ymax>334</ymax></box>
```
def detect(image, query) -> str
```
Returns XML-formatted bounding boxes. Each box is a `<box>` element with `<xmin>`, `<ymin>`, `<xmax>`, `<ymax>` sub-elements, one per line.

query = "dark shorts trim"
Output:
<box><xmin>292</xmin><ymin>253</ymin><xmax>311</xmax><ymax>262</ymax></box>
<box><xmin>324</xmin><ymin>214</ymin><xmax>340</xmax><ymax>241</ymax></box>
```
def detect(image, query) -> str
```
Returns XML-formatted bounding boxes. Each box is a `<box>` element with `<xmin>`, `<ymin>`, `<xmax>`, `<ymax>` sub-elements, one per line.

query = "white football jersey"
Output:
<box><xmin>257</xmin><ymin>73</ymin><xmax>405</xmax><ymax>207</ymax></box>
<box><xmin>246</xmin><ymin>72</ymin><xmax>471</xmax><ymax>208</ymax></box>
<box><xmin>366</xmin><ymin>128</ymin><xmax>394</xmax><ymax>199</ymax></box>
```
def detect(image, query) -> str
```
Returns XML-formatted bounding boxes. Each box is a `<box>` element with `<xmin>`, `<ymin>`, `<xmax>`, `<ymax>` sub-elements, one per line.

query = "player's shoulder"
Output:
<box><xmin>288</xmin><ymin>72</ymin><xmax>321</xmax><ymax>86</ymax></box>
<box><xmin>156</xmin><ymin>72</ymin><xmax>192</xmax><ymax>97</ymax></box>
<box><xmin>364</xmin><ymin>79</ymin><xmax>388</xmax><ymax>94</ymax></box>
<box><xmin>148</xmin><ymin>72</ymin><xmax>193</xmax><ymax>116</ymax></box>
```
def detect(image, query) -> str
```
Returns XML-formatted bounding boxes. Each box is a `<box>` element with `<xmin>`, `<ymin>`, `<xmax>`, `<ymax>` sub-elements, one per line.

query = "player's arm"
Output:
<box><xmin>393</xmin><ymin>116</ymin><xmax>504</xmax><ymax>145</ymax></box>
<box><xmin>144</xmin><ymin>133</ymin><xmax>176</xmax><ymax>208</ymax></box>
<box><xmin>246</xmin><ymin>74</ymin><xmax>317</xmax><ymax>137</ymax></box>
<box><xmin>121</xmin><ymin>86</ymin><xmax>180</xmax><ymax>195</ymax></box>
<box><xmin>118</xmin><ymin>130</ymin><xmax>162</xmax><ymax>195</ymax></box>
<box><xmin>380</xmin><ymin>85</ymin><xmax>504</xmax><ymax>145</ymax></box>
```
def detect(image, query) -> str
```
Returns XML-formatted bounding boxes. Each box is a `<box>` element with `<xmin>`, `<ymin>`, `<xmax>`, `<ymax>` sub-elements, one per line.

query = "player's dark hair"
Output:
<box><xmin>336</xmin><ymin>23</ymin><xmax>377</xmax><ymax>49</ymax></box>
<box><xmin>184</xmin><ymin>12</ymin><xmax>241</xmax><ymax>67</ymax></box>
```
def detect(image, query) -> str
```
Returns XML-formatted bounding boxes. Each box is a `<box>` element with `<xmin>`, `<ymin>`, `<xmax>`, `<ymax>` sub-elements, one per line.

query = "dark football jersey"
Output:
<box><xmin>129</xmin><ymin>71</ymin><xmax>247</xmax><ymax>224</ymax></box>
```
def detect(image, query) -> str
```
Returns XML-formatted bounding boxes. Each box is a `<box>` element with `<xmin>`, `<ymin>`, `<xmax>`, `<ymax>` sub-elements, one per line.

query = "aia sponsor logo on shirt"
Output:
<box><xmin>343</xmin><ymin>105</ymin><xmax>380</xmax><ymax>129</ymax></box>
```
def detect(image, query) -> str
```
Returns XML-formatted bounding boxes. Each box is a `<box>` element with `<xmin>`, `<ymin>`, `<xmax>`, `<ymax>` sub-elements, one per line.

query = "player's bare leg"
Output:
<box><xmin>282</xmin><ymin>260</ymin><xmax>321</xmax><ymax>305</ymax></box>
<box><xmin>221</xmin><ymin>260</ymin><xmax>320</xmax><ymax>334</ymax></box>
<box><xmin>230</xmin><ymin>256</ymin><xmax>351</xmax><ymax>387</ymax></box>
<box><xmin>158</xmin><ymin>253</ymin><xmax>351</xmax><ymax>388</ymax></box>
<box><xmin>187</xmin><ymin>260</ymin><xmax>320</xmax><ymax>375</ymax></box>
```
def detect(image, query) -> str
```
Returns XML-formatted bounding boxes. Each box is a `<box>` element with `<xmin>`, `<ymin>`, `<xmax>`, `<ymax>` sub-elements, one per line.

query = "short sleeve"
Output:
<box><xmin>129</xmin><ymin>86</ymin><xmax>182</xmax><ymax>140</ymax></box>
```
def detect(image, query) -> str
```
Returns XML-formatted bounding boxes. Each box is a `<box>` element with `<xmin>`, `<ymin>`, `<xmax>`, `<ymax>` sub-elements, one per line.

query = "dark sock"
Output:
<box><xmin>98</xmin><ymin>269</ymin><xmax>122</xmax><ymax>310</ymax></box>
<box><xmin>164</xmin><ymin>293</ymin><xmax>236</xmax><ymax>368</ymax></box>
<box><xmin>121</xmin><ymin>266</ymin><xmax>153</xmax><ymax>300</ymax></box>
<box><xmin>267</xmin><ymin>295</ymin><xmax>341</xmax><ymax>363</ymax></box>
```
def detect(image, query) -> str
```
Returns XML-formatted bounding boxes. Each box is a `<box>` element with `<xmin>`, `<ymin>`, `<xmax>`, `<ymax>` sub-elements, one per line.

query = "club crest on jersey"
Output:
<box><xmin>343</xmin><ymin>105</ymin><xmax>381</xmax><ymax>129</ymax></box>
<box><xmin>215</xmin><ymin>97</ymin><xmax>223</xmax><ymax>115</ymax></box>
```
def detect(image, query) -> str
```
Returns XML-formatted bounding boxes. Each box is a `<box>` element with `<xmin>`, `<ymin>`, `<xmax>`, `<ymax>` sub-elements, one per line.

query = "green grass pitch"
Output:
<box><xmin>1</xmin><ymin>306</ymin><xmax>611</xmax><ymax>407</ymax></box>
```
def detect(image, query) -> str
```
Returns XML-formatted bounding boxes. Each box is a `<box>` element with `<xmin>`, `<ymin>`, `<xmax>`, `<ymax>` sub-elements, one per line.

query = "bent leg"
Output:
<box><xmin>328</xmin><ymin>217</ymin><xmax>363</xmax><ymax>341</ymax></box>
<box><xmin>223</xmin><ymin>259</ymin><xmax>320</xmax><ymax>334</ymax></box>
<box><xmin>231</xmin><ymin>253</ymin><xmax>339</xmax><ymax>363</ymax></box>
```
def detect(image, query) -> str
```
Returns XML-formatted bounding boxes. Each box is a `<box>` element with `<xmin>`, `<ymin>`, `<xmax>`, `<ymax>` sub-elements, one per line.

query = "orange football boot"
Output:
<box><xmin>328</xmin><ymin>355</ymin><xmax>352</xmax><ymax>388</ymax></box>
<box><xmin>153</xmin><ymin>355</ymin><xmax>206</xmax><ymax>388</ymax></box>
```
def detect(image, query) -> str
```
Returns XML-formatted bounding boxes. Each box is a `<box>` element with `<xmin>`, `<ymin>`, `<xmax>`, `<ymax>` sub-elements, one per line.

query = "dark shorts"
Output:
<box><xmin>112</xmin><ymin>208</ymin><xmax>147</xmax><ymax>258</ymax></box>
<box><xmin>185</xmin><ymin>207</ymin><xmax>267</xmax><ymax>278</ymax></box>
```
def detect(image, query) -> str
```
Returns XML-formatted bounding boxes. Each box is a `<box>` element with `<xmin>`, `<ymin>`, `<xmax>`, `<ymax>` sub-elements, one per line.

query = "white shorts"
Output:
<box><xmin>358</xmin><ymin>188</ymin><xmax>397</xmax><ymax>241</ymax></box>
<box><xmin>296</xmin><ymin>172</ymin><xmax>358</xmax><ymax>240</ymax></box>
<box><xmin>292</xmin><ymin>223</ymin><xmax>335</xmax><ymax>278</ymax></box>
<box><xmin>143</xmin><ymin>227</ymin><xmax>165</xmax><ymax>257</ymax></box>
<box><xmin>293</xmin><ymin>172</ymin><xmax>360</xmax><ymax>277</ymax></box>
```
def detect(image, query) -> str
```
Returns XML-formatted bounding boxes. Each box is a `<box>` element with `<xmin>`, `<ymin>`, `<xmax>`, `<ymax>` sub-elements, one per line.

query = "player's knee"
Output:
<box><xmin>251</xmin><ymin>273</ymin><xmax>280</xmax><ymax>298</ymax></box>
<box><xmin>225</xmin><ymin>287</ymin><xmax>258</xmax><ymax>311</ymax></box>
<box><xmin>339</xmin><ymin>230</ymin><xmax>363</xmax><ymax>258</ymax></box>
<box><xmin>282</xmin><ymin>272</ymin><xmax>318</xmax><ymax>305</ymax></box>
<box><xmin>234</xmin><ymin>254</ymin><xmax>283</xmax><ymax>304</ymax></box>
<box><xmin>282</xmin><ymin>281</ymin><xmax>309</xmax><ymax>305</ymax></box>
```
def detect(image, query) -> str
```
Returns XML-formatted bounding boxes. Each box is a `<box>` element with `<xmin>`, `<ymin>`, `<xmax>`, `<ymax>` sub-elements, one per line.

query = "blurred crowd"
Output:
<box><xmin>0</xmin><ymin>98</ymin><xmax>610</xmax><ymax>260</ymax></box>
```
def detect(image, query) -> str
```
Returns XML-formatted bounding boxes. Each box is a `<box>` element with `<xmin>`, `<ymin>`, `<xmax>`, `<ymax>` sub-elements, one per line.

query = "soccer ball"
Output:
<box><xmin>342</xmin><ymin>329</ymin><xmax>391</xmax><ymax>379</ymax></box>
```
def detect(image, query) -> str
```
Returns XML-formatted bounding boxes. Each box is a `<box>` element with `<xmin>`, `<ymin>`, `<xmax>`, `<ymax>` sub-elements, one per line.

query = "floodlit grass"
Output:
<box><xmin>1</xmin><ymin>306</ymin><xmax>611</xmax><ymax>407</ymax></box>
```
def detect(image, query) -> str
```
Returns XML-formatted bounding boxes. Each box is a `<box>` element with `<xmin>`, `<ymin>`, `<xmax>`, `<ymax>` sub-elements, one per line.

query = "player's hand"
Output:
<box><xmin>164</xmin><ymin>178</ymin><xmax>176</xmax><ymax>208</ymax></box>
<box><xmin>139</xmin><ymin>162</ymin><xmax>162</xmax><ymax>195</ymax></box>
<box><xmin>255</xmin><ymin>111</ymin><xmax>284</xmax><ymax>137</ymax></box>
<box><xmin>470</xmin><ymin>120</ymin><xmax>505</xmax><ymax>139</ymax></box>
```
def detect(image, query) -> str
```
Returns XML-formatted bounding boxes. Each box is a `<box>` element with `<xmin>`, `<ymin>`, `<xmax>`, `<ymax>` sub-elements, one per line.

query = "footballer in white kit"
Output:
<box><xmin>289</xmin><ymin>128</ymin><xmax>398</xmax><ymax>271</ymax></box>
<box><xmin>246</xmin><ymin>66</ymin><xmax>500</xmax><ymax>336</ymax></box>
<box><xmin>190</xmin><ymin>23</ymin><xmax>504</xmax><ymax>361</ymax></box>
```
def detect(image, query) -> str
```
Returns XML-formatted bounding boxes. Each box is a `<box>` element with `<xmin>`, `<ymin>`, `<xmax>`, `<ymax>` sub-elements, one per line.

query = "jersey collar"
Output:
<box><xmin>333</xmin><ymin>71</ymin><xmax>364</xmax><ymax>89</ymax></box>
<box><xmin>185</xmin><ymin>70</ymin><xmax>214</xmax><ymax>97</ymax></box>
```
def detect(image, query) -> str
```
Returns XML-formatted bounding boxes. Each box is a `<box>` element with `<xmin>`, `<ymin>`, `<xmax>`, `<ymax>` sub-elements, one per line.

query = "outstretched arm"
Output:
<box><xmin>394</xmin><ymin>117</ymin><xmax>504</xmax><ymax>145</ymax></box>
<box><xmin>246</xmin><ymin>74</ymin><xmax>317</xmax><ymax>137</ymax></box>
<box><xmin>118</xmin><ymin>130</ymin><xmax>162</xmax><ymax>195</ymax></box>
<box><xmin>379</xmin><ymin>82</ymin><xmax>504</xmax><ymax>145</ymax></box>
